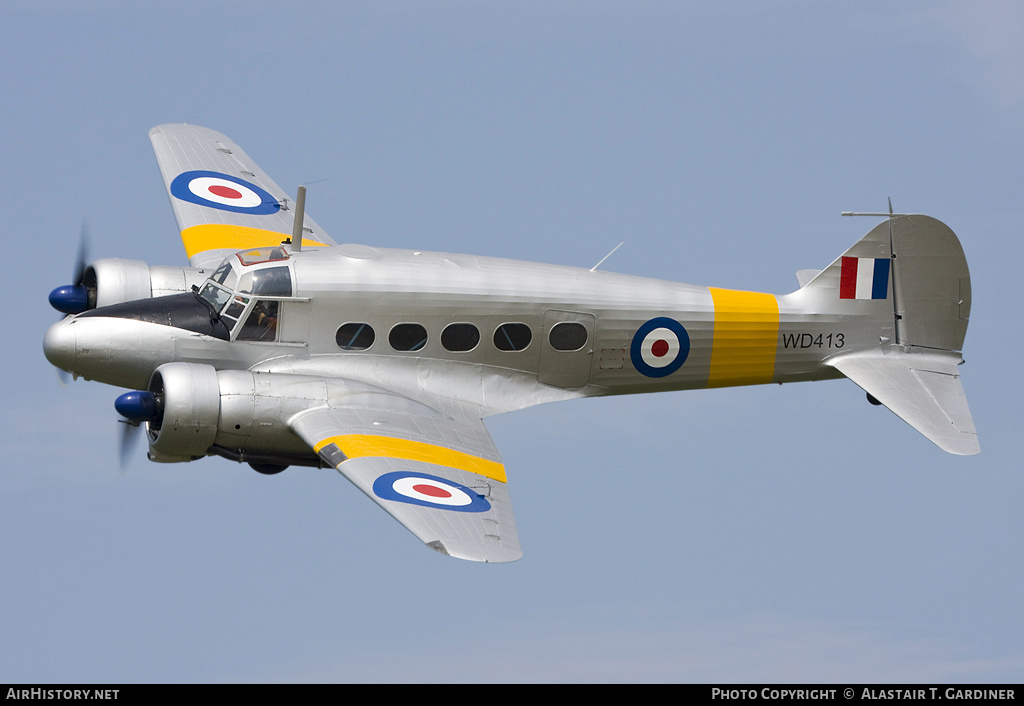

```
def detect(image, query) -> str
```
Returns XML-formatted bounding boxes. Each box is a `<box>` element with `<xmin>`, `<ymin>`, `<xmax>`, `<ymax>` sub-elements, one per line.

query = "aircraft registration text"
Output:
<box><xmin>781</xmin><ymin>332</ymin><xmax>846</xmax><ymax>349</ymax></box>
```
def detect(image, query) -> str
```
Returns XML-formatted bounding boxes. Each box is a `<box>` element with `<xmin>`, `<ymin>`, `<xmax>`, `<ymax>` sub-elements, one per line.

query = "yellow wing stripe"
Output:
<box><xmin>313</xmin><ymin>434</ymin><xmax>507</xmax><ymax>483</ymax></box>
<box><xmin>181</xmin><ymin>224</ymin><xmax>328</xmax><ymax>260</ymax></box>
<box><xmin>708</xmin><ymin>287</ymin><xmax>780</xmax><ymax>388</ymax></box>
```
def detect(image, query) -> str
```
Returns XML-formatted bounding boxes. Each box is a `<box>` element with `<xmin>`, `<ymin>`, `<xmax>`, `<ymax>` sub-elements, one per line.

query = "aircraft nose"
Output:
<box><xmin>43</xmin><ymin>318</ymin><xmax>76</xmax><ymax>373</ymax></box>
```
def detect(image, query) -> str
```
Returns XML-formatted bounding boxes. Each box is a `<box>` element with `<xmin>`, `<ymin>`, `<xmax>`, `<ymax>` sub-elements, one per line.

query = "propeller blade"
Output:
<box><xmin>73</xmin><ymin>222</ymin><xmax>89</xmax><ymax>287</ymax></box>
<box><xmin>113</xmin><ymin>390</ymin><xmax>158</xmax><ymax>472</ymax></box>
<box><xmin>49</xmin><ymin>221</ymin><xmax>92</xmax><ymax>315</ymax></box>
<box><xmin>118</xmin><ymin>420</ymin><xmax>144</xmax><ymax>473</ymax></box>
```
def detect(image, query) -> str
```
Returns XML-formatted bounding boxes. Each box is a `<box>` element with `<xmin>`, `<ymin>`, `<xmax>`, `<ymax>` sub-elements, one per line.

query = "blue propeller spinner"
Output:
<box><xmin>113</xmin><ymin>391</ymin><xmax>160</xmax><ymax>423</ymax></box>
<box><xmin>48</xmin><ymin>284</ymin><xmax>90</xmax><ymax>315</ymax></box>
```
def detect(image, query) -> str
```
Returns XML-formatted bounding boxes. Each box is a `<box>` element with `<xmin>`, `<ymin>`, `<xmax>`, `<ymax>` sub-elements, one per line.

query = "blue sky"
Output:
<box><xmin>2</xmin><ymin>1</ymin><xmax>1022</xmax><ymax>683</ymax></box>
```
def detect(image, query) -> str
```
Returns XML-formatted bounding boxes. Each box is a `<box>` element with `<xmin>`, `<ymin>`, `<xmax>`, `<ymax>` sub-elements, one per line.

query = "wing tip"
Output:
<box><xmin>939</xmin><ymin>433</ymin><xmax>981</xmax><ymax>456</ymax></box>
<box><xmin>149</xmin><ymin>123</ymin><xmax>229</xmax><ymax>143</ymax></box>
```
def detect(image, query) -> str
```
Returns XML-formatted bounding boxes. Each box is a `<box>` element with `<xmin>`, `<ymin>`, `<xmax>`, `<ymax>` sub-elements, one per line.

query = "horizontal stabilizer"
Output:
<box><xmin>827</xmin><ymin>350</ymin><xmax>979</xmax><ymax>455</ymax></box>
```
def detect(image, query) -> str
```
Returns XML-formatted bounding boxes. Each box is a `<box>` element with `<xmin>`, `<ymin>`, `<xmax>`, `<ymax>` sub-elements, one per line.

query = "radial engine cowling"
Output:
<box><xmin>142</xmin><ymin>363</ymin><xmax>340</xmax><ymax>466</ymax></box>
<box><xmin>85</xmin><ymin>258</ymin><xmax>153</xmax><ymax>309</ymax></box>
<box><xmin>146</xmin><ymin>362</ymin><xmax>221</xmax><ymax>463</ymax></box>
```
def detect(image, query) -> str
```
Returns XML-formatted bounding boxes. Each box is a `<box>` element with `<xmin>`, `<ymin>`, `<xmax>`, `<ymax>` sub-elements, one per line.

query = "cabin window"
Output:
<box><xmin>494</xmin><ymin>323</ymin><xmax>532</xmax><ymax>351</ymax></box>
<box><xmin>441</xmin><ymin>323</ymin><xmax>480</xmax><ymax>352</ymax></box>
<box><xmin>336</xmin><ymin>323</ymin><xmax>375</xmax><ymax>351</ymax></box>
<box><xmin>389</xmin><ymin>323</ymin><xmax>428</xmax><ymax>352</ymax></box>
<box><xmin>549</xmin><ymin>322</ymin><xmax>588</xmax><ymax>351</ymax></box>
<box><xmin>236</xmin><ymin>300</ymin><xmax>280</xmax><ymax>342</ymax></box>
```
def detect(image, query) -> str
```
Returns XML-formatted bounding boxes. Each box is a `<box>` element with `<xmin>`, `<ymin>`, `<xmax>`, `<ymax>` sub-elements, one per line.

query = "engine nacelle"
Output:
<box><xmin>81</xmin><ymin>259</ymin><xmax>207</xmax><ymax>310</ymax></box>
<box><xmin>143</xmin><ymin>363</ymin><xmax>341</xmax><ymax>466</ymax></box>
<box><xmin>51</xmin><ymin>257</ymin><xmax>209</xmax><ymax>316</ymax></box>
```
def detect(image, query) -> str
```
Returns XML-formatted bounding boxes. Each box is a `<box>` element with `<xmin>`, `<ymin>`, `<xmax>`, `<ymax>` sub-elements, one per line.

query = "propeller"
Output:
<box><xmin>118</xmin><ymin>420</ymin><xmax>144</xmax><ymax>472</ymax></box>
<box><xmin>114</xmin><ymin>390</ymin><xmax>162</xmax><ymax>471</ymax></box>
<box><xmin>48</xmin><ymin>223</ymin><xmax>93</xmax><ymax>315</ymax></box>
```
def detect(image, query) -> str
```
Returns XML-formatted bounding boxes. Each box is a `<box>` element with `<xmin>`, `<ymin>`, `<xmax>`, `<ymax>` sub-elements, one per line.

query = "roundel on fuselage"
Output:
<box><xmin>630</xmin><ymin>317</ymin><xmax>690</xmax><ymax>378</ymax></box>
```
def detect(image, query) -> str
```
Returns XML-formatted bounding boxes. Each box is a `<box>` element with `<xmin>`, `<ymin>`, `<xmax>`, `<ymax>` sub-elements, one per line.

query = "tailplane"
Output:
<box><xmin>827</xmin><ymin>349</ymin><xmax>979</xmax><ymax>455</ymax></box>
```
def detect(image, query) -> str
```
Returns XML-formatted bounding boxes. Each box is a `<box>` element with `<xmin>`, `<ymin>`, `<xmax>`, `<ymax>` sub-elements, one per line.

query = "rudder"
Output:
<box><xmin>889</xmin><ymin>215</ymin><xmax>971</xmax><ymax>352</ymax></box>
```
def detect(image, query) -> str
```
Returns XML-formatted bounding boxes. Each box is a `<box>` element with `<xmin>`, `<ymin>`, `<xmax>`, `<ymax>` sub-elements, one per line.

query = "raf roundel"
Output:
<box><xmin>169</xmin><ymin>170</ymin><xmax>280</xmax><ymax>215</ymax></box>
<box><xmin>372</xmin><ymin>471</ymin><xmax>491</xmax><ymax>513</ymax></box>
<box><xmin>630</xmin><ymin>317</ymin><xmax>691</xmax><ymax>378</ymax></box>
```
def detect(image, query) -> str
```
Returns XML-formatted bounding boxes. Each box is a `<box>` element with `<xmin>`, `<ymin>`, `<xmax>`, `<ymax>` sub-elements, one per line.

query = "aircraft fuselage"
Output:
<box><xmin>46</xmin><ymin>242</ymin><xmax>886</xmax><ymax>406</ymax></box>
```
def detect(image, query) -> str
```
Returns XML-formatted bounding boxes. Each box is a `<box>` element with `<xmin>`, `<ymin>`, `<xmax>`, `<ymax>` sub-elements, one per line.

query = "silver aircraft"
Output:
<box><xmin>43</xmin><ymin>124</ymin><xmax>979</xmax><ymax>563</ymax></box>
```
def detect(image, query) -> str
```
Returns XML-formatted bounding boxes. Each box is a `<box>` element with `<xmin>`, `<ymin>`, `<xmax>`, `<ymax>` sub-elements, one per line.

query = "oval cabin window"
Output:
<box><xmin>336</xmin><ymin>323</ymin><xmax>375</xmax><ymax>350</ymax></box>
<box><xmin>441</xmin><ymin>323</ymin><xmax>480</xmax><ymax>352</ymax></box>
<box><xmin>549</xmin><ymin>322</ymin><xmax>588</xmax><ymax>351</ymax></box>
<box><xmin>389</xmin><ymin>323</ymin><xmax>428</xmax><ymax>352</ymax></box>
<box><xmin>493</xmin><ymin>323</ymin><xmax>532</xmax><ymax>352</ymax></box>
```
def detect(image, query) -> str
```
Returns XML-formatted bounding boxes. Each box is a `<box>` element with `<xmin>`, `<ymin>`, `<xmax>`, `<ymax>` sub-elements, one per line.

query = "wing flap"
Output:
<box><xmin>827</xmin><ymin>349</ymin><xmax>980</xmax><ymax>455</ymax></box>
<box><xmin>290</xmin><ymin>405</ymin><xmax>522</xmax><ymax>563</ymax></box>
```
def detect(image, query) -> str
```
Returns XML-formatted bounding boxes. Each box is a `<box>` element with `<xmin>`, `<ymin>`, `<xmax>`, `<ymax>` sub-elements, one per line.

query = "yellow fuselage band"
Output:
<box><xmin>708</xmin><ymin>287</ymin><xmax>780</xmax><ymax>388</ymax></box>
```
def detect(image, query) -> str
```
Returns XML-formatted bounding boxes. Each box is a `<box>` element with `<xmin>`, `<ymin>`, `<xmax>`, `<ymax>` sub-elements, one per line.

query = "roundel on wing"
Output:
<box><xmin>630</xmin><ymin>317</ymin><xmax>690</xmax><ymax>378</ymax></box>
<box><xmin>169</xmin><ymin>170</ymin><xmax>280</xmax><ymax>215</ymax></box>
<box><xmin>372</xmin><ymin>471</ymin><xmax>491</xmax><ymax>513</ymax></box>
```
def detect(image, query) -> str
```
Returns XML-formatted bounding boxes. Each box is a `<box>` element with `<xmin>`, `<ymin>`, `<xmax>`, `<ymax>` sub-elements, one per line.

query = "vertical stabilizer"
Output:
<box><xmin>799</xmin><ymin>215</ymin><xmax>971</xmax><ymax>353</ymax></box>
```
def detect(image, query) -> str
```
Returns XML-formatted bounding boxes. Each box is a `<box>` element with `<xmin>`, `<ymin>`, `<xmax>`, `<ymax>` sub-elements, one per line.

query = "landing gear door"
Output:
<box><xmin>539</xmin><ymin>309</ymin><xmax>595</xmax><ymax>389</ymax></box>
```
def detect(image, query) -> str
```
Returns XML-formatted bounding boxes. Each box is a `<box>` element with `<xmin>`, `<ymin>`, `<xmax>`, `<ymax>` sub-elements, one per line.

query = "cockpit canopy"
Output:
<box><xmin>195</xmin><ymin>248</ymin><xmax>294</xmax><ymax>341</ymax></box>
<box><xmin>236</xmin><ymin>247</ymin><xmax>290</xmax><ymax>267</ymax></box>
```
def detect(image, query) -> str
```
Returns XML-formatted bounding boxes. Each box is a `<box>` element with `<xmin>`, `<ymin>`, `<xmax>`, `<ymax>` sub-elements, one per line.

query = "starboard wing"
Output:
<box><xmin>149</xmin><ymin>124</ymin><xmax>336</xmax><ymax>269</ymax></box>
<box><xmin>290</xmin><ymin>402</ymin><xmax>522</xmax><ymax>563</ymax></box>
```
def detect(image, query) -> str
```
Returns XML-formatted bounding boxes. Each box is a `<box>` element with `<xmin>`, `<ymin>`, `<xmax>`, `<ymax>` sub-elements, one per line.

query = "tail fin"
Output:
<box><xmin>803</xmin><ymin>215</ymin><xmax>979</xmax><ymax>455</ymax></box>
